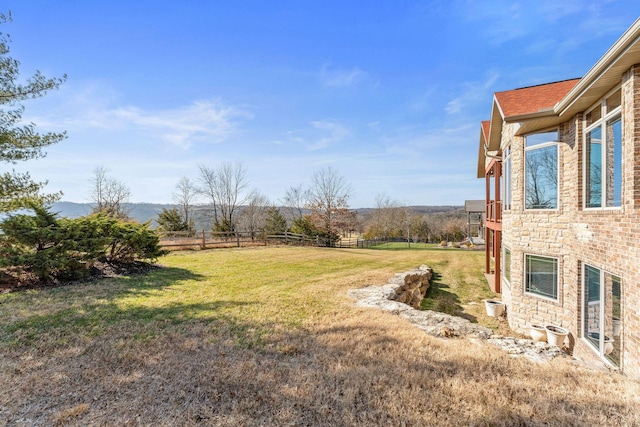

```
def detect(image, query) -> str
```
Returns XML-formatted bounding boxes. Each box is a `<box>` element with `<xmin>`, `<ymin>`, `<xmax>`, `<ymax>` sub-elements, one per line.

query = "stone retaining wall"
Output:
<box><xmin>387</xmin><ymin>265</ymin><xmax>433</xmax><ymax>309</ymax></box>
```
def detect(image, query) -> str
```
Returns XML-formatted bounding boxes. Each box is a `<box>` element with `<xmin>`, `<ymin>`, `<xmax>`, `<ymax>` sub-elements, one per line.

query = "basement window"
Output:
<box><xmin>582</xmin><ymin>264</ymin><xmax>621</xmax><ymax>367</ymax></box>
<box><xmin>525</xmin><ymin>254</ymin><xmax>558</xmax><ymax>300</ymax></box>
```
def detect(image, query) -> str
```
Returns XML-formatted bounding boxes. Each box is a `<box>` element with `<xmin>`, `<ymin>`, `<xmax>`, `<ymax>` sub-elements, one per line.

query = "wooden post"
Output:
<box><xmin>485</xmin><ymin>164</ymin><xmax>491</xmax><ymax>275</ymax></box>
<box><xmin>201</xmin><ymin>230</ymin><xmax>206</xmax><ymax>249</ymax></box>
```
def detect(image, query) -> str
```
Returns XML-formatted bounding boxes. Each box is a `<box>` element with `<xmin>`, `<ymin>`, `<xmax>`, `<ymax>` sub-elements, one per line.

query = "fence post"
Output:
<box><xmin>236</xmin><ymin>230</ymin><xmax>240</xmax><ymax>247</ymax></box>
<box><xmin>201</xmin><ymin>230</ymin><xmax>206</xmax><ymax>249</ymax></box>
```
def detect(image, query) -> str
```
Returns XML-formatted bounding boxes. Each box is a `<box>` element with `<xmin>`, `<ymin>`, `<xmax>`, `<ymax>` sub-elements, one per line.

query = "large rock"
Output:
<box><xmin>348</xmin><ymin>266</ymin><xmax>492</xmax><ymax>339</ymax></box>
<box><xmin>387</xmin><ymin>264</ymin><xmax>432</xmax><ymax>309</ymax></box>
<box><xmin>348</xmin><ymin>267</ymin><xmax>569</xmax><ymax>363</ymax></box>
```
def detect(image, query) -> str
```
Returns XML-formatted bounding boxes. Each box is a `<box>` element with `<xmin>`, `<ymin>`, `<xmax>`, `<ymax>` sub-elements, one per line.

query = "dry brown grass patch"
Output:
<box><xmin>1</xmin><ymin>247</ymin><xmax>639</xmax><ymax>425</ymax></box>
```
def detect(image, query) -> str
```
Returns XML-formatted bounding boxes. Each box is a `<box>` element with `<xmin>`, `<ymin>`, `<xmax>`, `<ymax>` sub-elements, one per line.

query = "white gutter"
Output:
<box><xmin>555</xmin><ymin>17</ymin><xmax>640</xmax><ymax>115</ymax></box>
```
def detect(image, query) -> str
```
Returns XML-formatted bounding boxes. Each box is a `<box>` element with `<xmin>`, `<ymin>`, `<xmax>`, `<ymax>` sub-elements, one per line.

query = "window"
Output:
<box><xmin>502</xmin><ymin>247</ymin><xmax>511</xmax><ymax>287</ymax></box>
<box><xmin>584</xmin><ymin>88</ymin><xmax>622</xmax><ymax>208</ymax></box>
<box><xmin>525</xmin><ymin>254</ymin><xmax>558</xmax><ymax>299</ymax></box>
<box><xmin>502</xmin><ymin>145</ymin><xmax>511</xmax><ymax>211</ymax></box>
<box><xmin>525</xmin><ymin>131</ymin><xmax>558</xmax><ymax>209</ymax></box>
<box><xmin>582</xmin><ymin>264</ymin><xmax>621</xmax><ymax>367</ymax></box>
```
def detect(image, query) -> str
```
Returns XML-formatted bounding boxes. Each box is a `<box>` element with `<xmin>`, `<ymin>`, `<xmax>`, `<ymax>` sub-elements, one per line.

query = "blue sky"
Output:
<box><xmin>4</xmin><ymin>1</ymin><xmax>639</xmax><ymax>207</ymax></box>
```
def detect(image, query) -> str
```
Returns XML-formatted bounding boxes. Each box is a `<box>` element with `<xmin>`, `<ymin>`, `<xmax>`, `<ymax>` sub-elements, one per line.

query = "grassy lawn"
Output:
<box><xmin>367</xmin><ymin>241</ymin><xmax>438</xmax><ymax>250</ymax></box>
<box><xmin>1</xmin><ymin>246</ymin><xmax>639</xmax><ymax>426</ymax></box>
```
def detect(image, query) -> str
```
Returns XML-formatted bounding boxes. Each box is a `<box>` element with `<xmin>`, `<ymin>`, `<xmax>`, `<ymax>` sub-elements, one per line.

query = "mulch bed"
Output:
<box><xmin>0</xmin><ymin>261</ymin><xmax>159</xmax><ymax>293</ymax></box>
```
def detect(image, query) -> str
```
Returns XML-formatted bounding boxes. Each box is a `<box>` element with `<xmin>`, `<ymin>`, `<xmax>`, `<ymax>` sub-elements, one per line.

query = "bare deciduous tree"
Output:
<box><xmin>281</xmin><ymin>184</ymin><xmax>308</xmax><ymax>223</ymax></box>
<box><xmin>238</xmin><ymin>192</ymin><xmax>270</xmax><ymax>240</ymax></box>
<box><xmin>215</xmin><ymin>161</ymin><xmax>250</xmax><ymax>231</ymax></box>
<box><xmin>364</xmin><ymin>193</ymin><xmax>406</xmax><ymax>240</ymax></box>
<box><xmin>173</xmin><ymin>176</ymin><xmax>198</xmax><ymax>230</ymax></box>
<box><xmin>306</xmin><ymin>166</ymin><xmax>352</xmax><ymax>243</ymax></box>
<box><xmin>89</xmin><ymin>166</ymin><xmax>131</xmax><ymax>219</ymax></box>
<box><xmin>197</xmin><ymin>162</ymin><xmax>250</xmax><ymax>231</ymax></box>
<box><xmin>197</xmin><ymin>165</ymin><xmax>220</xmax><ymax>228</ymax></box>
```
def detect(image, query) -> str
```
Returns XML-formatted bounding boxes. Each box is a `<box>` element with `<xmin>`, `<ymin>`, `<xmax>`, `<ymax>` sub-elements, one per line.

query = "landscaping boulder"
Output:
<box><xmin>387</xmin><ymin>264</ymin><xmax>432</xmax><ymax>309</ymax></box>
<box><xmin>348</xmin><ymin>265</ymin><xmax>492</xmax><ymax>339</ymax></box>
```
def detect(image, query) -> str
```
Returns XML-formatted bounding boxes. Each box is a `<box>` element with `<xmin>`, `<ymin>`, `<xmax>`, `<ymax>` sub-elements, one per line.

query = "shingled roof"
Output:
<box><xmin>494</xmin><ymin>78</ymin><xmax>580</xmax><ymax>119</ymax></box>
<box><xmin>477</xmin><ymin>17</ymin><xmax>640</xmax><ymax>178</ymax></box>
<box><xmin>484</xmin><ymin>78</ymin><xmax>581</xmax><ymax>161</ymax></box>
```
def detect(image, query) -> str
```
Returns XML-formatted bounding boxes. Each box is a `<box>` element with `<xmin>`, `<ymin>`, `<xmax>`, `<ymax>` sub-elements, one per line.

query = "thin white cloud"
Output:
<box><xmin>381</xmin><ymin>122</ymin><xmax>474</xmax><ymax>156</ymax></box>
<box><xmin>105</xmin><ymin>100</ymin><xmax>251</xmax><ymax>149</ymax></box>
<box><xmin>320</xmin><ymin>64</ymin><xmax>367</xmax><ymax>88</ymax></box>
<box><xmin>308</xmin><ymin>119</ymin><xmax>351</xmax><ymax>151</ymax></box>
<box><xmin>279</xmin><ymin>119</ymin><xmax>351</xmax><ymax>151</ymax></box>
<box><xmin>445</xmin><ymin>72</ymin><xmax>499</xmax><ymax>115</ymax></box>
<box><xmin>23</xmin><ymin>82</ymin><xmax>251</xmax><ymax>150</ymax></box>
<box><xmin>454</xmin><ymin>0</ymin><xmax>528</xmax><ymax>44</ymax></box>
<box><xmin>539</xmin><ymin>0</ymin><xmax>585</xmax><ymax>21</ymax></box>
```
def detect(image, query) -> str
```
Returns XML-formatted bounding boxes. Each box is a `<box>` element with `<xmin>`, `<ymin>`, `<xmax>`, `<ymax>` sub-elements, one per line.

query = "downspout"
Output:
<box><xmin>484</xmin><ymin>143</ymin><xmax>502</xmax><ymax>160</ymax></box>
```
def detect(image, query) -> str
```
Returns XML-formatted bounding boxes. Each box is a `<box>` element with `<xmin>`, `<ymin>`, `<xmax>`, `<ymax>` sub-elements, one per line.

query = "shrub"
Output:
<box><xmin>98</xmin><ymin>216</ymin><xmax>167</xmax><ymax>263</ymax></box>
<box><xmin>156</xmin><ymin>207</ymin><xmax>194</xmax><ymax>234</ymax></box>
<box><xmin>0</xmin><ymin>206</ymin><xmax>166</xmax><ymax>282</ymax></box>
<box><xmin>290</xmin><ymin>216</ymin><xmax>339</xmax><ymax>247</ymax></box>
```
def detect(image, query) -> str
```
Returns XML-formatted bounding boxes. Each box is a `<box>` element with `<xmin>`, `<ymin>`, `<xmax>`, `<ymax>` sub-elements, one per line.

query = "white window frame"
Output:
<box><xmin>524</xmin><ymin>253</ymin><xmax>559</xmax><ymax>301</ymax></box>
<box><xmin>581</xmin><ymin>263</ymin><xmax>622</xmax><ymax>367</ymax></box>
<box><xmin>583</xmin><ymin>86</ymin><xmax>623</xmax><ymax>210</ymax></box>
<box><xmin>501</xmin><ymin>246</ymin><xmax>511</xmax><ymax>289</ymax></box>
<box><xmin>502</xmin><ymin>145</ymin><xmax>511</xmax><ymax>211</ymax></box>
<box><xmin>524</xmin><ymin>129</ymin><xmax>559</xmax><ymax>211</ymax></box>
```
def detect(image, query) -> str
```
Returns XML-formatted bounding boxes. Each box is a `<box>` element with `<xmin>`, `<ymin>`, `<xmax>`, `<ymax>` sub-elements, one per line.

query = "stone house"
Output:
<box><xmin>463</xmin><ymin>199</ymin><xmax>485</xmax><ymax>244</ymax></box>
<box><xmin>477</xmin><ymin>18</ymin><xmax>640</xmax><ymax>377</ymax></box>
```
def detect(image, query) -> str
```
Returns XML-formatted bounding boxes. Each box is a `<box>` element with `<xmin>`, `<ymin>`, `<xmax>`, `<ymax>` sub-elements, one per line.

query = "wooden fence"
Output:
<box><xmin>158</xmin><ymin>230</ymin><xmax>316</xmax><ymax>250</ymax></box>
<box><xmin>158</xmin><ymin>231</ymin><xmax>425</xmax><ymax>251</ymax></box>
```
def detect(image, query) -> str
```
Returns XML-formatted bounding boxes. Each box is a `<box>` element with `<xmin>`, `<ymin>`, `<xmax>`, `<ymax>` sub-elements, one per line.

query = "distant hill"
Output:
<box><xmin>48</xmin><ymin>202</ymin><xmax>464</xmax><ymax>229</ymax></box>
<box><xmin>354</xmin><ymin>205</ymin><xmax>463</xmax><ymax>216</ymax></box>
<box><xmin>51</xmin><ymin>202</ymin><xmax>173</xmax><ymax>226</ymax></box>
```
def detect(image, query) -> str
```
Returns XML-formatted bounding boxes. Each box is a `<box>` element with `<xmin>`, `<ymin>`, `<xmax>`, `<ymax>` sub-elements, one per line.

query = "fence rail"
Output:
<box><xmin>158</xmin><ymin>230</ymin><xmax>316</xmax><ymax>250</ymax></box>
<box><xmin>158</xmin><ymin>231</ymin><xmax>430</xmax><ymax>251</ymax></box>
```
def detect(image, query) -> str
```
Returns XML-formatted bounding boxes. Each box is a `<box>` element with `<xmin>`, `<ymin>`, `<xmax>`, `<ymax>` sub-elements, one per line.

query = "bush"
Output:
<box><xmin>156</xmin><ymin>207</ymin><xmax>194</xmax><ymax>234</ymax></box>
<box><xmin>290</xmin><ymin>216</ymin><xmax>339</xmax><ymax>247</ymax></box>
<box><xmin>0</xmin><ymin>205</ymin><xmax>167</xmax><ymax>282</ymax></box>
<box><xmin>99</xmin><ymin>216</ymin><xmax>167</xmax><ymax>263</ymax></box>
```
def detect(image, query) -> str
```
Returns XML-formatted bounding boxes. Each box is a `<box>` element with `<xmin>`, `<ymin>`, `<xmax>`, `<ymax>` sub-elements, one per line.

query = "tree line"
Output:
<box><xmin>84</xmin><ymin>160</ymin><xmax>469</xmax><ymax>246</ymax></box>
<box><xmin>154</xmin><ymin>163</ymin><xmax>353</xmax><ymax>247</ymax></box>
<box><xmin>0</xmin><ymin>12</ymin><xmax>470</xmax><ymax>285</ymax></box>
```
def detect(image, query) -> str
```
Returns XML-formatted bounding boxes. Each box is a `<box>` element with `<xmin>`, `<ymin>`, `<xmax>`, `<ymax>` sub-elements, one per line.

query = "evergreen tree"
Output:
<box><xmin>264</xmin><ymin>206</ymin><xmax>287</xmax><ymax>235</ymax></box>
<box><xmin>0</xmin><ymin>12</ymin><xmax>66</xmax><ymax>212</ymax></box>
<box><xmin>156</xmin><ymin>207</ymin><xmax>193</xmax><ymax>233</ymax></box>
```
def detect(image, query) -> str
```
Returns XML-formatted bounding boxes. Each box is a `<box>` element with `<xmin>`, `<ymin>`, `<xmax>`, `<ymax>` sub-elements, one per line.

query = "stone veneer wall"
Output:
<box><xmin>499</xmin><ymin>64</ymin><xmax>640</xmax><ymax>378</ymax></box>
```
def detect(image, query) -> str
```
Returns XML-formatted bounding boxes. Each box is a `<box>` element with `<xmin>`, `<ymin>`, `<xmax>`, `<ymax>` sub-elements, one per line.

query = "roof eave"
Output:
<box><xmin>556</xmin><ymin>17</ymin><xmax>640</xmax><ymax>117</ymax></box>
<box><xmin>505</xmin><ymin>108</ymin><xmax>555</xmax><ymax>123</ymax></box>
<box><xmin>477</xmin><ymin>125</ymin><xmax>487</xmax><ymax>178</ymax></box>
<box><xmin>487</xmin><ymin>97</ymin><xmax>504</xmax><ymax>151</ymax></box>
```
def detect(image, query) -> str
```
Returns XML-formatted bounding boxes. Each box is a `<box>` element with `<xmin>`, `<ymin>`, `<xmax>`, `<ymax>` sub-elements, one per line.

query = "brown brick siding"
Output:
<box><xmin>500</xmin><ymin>63</ymin><xmax>640</xmax><ymax>378</ymax></box>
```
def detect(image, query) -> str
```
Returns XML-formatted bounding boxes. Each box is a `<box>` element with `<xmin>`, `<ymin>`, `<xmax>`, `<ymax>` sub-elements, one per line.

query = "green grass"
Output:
<box><xmin>367</xmin><ymin>241</ymin><xmax>441</xmax><ymax>250</ymax></box>
<box><xmin>2</xmin><ymin>246</ymin><xmax>639</xmax><ymax>426</ymax></box>
<box><xmin>0</xmin><ymin>246</ymin><xmax>492</xmax><ymax>351</ymax></box>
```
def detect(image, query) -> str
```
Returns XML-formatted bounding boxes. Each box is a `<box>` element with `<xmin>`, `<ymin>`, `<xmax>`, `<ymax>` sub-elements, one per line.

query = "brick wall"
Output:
<box><xmin>500</xmin><ymin>64</ymin><xmax>640</xmax><ymax>378</ymax></box>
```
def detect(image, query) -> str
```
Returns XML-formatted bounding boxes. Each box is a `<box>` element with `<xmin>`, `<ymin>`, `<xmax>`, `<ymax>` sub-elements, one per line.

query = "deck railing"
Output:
<box><xmin>486</xmin><ymin>200</ymin><xmax>502</xmax><ymax>224</ymax></box>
